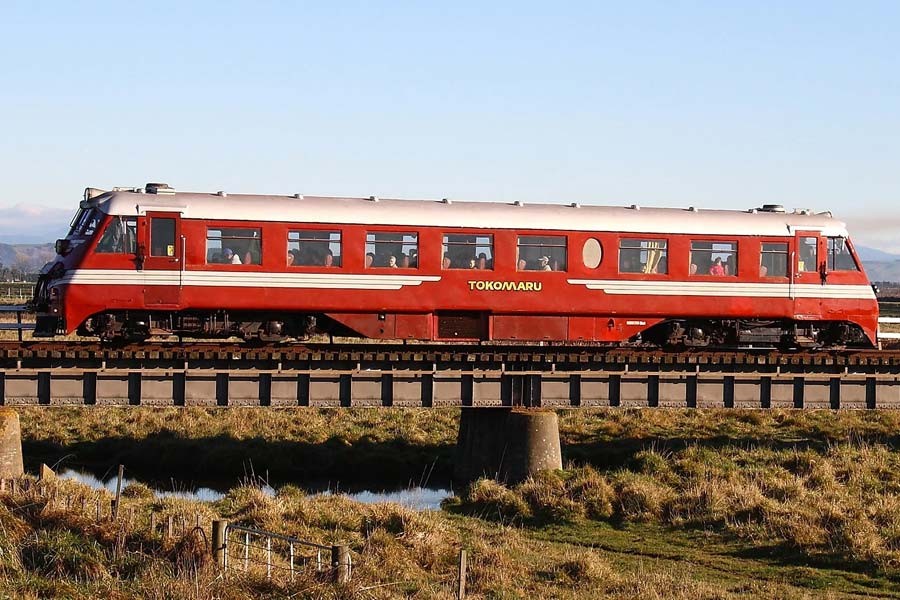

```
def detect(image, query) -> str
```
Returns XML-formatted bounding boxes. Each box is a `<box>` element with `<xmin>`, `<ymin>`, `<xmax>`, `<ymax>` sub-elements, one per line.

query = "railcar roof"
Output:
<box><xmin>88</xmin><ymin>189</ymin><xmax>850</xmax><ymax>237</ymax></box>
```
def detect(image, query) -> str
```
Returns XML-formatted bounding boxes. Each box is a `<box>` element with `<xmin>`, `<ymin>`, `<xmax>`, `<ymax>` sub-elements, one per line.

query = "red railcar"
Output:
<box><xmin>32</xmin><ymin>183</ymin><xmax>878</xmax><ymax>348</ymax></box>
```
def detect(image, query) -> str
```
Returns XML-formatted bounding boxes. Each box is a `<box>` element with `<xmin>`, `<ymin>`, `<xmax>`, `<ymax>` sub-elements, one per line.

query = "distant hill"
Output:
<box><xmin>856</xmin><ymin>246</ymin><xmax>900</xmax><ymax>263</ymax></box>
<box><xmin>0</xmin><ymin>243</ymin><xmax>56</xmax><ymax>275</ymax></box>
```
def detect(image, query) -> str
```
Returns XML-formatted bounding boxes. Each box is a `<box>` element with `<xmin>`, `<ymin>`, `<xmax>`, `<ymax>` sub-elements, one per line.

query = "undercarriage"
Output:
<box><xmin>71</xmin><ymin>310</ymin><xmax>874</xmax><ymax>349</ymax></box>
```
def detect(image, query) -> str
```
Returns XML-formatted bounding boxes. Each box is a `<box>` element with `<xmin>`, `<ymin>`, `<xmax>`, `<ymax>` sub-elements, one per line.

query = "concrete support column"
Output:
<box><xmin>454</xmin><ymin>407</ymin><xmax>562</xmax><ymax>483</ymax></box>
<box><xmin>0</xmin><ymin>408</ymin><xmax>24</xmax><ymax>479</ymax></box>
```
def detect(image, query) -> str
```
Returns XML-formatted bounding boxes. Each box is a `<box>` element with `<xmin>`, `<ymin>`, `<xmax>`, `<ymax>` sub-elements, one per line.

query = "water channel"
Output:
<box><xmin>56</xmin><ymin>468</ymin><xmax>453</xmax><ymax>511</ymax></box>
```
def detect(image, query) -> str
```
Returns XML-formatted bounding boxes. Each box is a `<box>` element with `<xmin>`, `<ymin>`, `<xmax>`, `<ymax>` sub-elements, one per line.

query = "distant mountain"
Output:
<box><xmin>0</xmin><ymin>243</ymin><xmax>56</xmax><ymax>273</ymax></box>
<box><xmin>856</xmin><ymin>246</ymin><xmax>900</xmax><ymax>263</ymax></box>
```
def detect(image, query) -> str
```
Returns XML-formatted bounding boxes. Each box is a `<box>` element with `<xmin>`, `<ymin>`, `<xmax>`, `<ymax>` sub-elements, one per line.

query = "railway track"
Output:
<box><xmin>1</xmin><ymin>341</ymin><xmax>899</xmax><ymax>408</ymax></box>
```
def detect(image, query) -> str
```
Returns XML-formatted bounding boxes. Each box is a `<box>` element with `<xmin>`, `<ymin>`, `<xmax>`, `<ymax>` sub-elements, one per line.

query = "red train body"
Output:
<box><xmin>32</xmin><ymin>184</ymin><xmax>879</xmax><ymax>348</ymax></box>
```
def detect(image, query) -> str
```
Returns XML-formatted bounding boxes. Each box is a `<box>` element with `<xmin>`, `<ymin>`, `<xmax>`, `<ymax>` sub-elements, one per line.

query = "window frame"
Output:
<box><xmin>516</xmin><ymin>234</ymin><xmax>568</xmax><ymax>272</ymax></box>
<box><xmin>205</xmin><ymin>226</ymin><xmax>263</xmax><ymax>265</ymax></box>
<box><xmin>759</xmin><ymin>241</ymin><xmax>789</xmax><ymax>278</ymax></box>
<box><xmin>95</xmin><ymin>216</ymin><xmax>138</xmax><ymax>255</ymax></box>
<box><xmin>827</xmin><ymin>237</ymin><xmax>860</xmax><ymax>271</ymax></box>
<box><xmin>689</xmin><ymin>240</ymin><xmax>739</xmax><ymax>277</ymax></box>
<box><xmin>618</xmin><ymin>238</ymin><xmax>668</xmax><ymax>275</ymax></box>
<box><xmin>287</xmin><ymin>229</ymin><xmax>342</xmax><ymax>268</ymax></box>
<box><xmin>442</xmin><ymin>232</ymin><xmax>494</xmax><ymax>270</ymax></box>
<box><xmin>365</xmin><ymin>231</ymin><xmax>419</xmax><ymax>269</ymax></box>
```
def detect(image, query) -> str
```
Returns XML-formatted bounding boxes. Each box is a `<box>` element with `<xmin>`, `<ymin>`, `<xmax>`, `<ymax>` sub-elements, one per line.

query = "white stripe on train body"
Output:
<box><xmin>57</xmin><ymin>269</ymin><xmax>873</xmax><ymax>300</ymax></box>
<box><xmin>567</xmin><ymin>279</ymin><xmax>877</xmax><ymax>300</ymax></box>
<box><xmin>57</xmin><ymin>269</ymin><xmax>441</xmax><ymax>290</ymax></box>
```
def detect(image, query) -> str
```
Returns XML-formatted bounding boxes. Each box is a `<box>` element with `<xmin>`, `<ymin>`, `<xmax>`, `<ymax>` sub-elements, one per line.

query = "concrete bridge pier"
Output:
<box><xmin>0</xmin><ymin>408</ymin><xmax>24</xmax><ymax>478</ymax></box>
<box><xmin>454</xmin><ymin>407</ymin><xmax>562</xmax><ymax>483</ymax></box>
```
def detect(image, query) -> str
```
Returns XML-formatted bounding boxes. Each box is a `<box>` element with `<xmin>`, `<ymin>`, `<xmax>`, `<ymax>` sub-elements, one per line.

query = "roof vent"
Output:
<box><xmin>216</xmin><ymin>191</ymin><xmax>227</xmax><ymax>197</ymax></box>
<box><xmin>570</xmin><ymin>202</ymin><xmax>580</xmax><ymax>208</ymax></box>
<box><xmin>369</xmin><ymin>195</ymin><xmax>379</xmax><ymax>202</ymax></box>
<box><xmin>441</xmin><ymin>198</ymin><xmax>452</xmax><ymax>204</ymax></box>
<box><xmin>514</xmin><ymin>200</ymin><xmax>524</xmax><ymax>207</ymax></box>
<box><xmin>293</xmin><ymin>193</ymin><xmax>304</xmax><ymax>199</ymax></box>
<box><xmin>629</xmin><ymin>204</ymin><xmax>640</xmax><ymax>210</ymax></box>
<box><xmin>145</xmin><ymin>183</ymin><xmax>175</xmax><ymax>195</ymax></box>
<box><xmin>757</xmin><ymin>204</ymin><xmax>785</xmax><ymax>213</ymax></box>
<box><xmin>687</xmin><ymin>206</ymin><xmax>698</xmax><ymax>212</ymax></box>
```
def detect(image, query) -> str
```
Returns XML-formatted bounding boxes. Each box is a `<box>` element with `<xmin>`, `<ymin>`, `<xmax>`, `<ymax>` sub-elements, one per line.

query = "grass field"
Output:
<box><xmin>5</xmin><ymin>407</ymin><xmax>900</xmax><ymax>598</ymax></box>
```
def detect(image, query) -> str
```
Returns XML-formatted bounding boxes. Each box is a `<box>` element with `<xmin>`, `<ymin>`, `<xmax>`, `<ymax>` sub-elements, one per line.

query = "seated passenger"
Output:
<box><xmin>759</xmin><ymin>264</ymin><xmax>768</xmax><ymax>277</ymax></box>
<box><xmin>388</xmin><ymin>255</ymin><xmax>398</xmax><ymax>268</ymax></box>
<box><xmin>468</xmin><ymin>258</ymin><xmax>477</xmax><ymax>269</ymax></box>
<box><xmin>324</xmin><ymin>250</ymin><xmax>334</xmax><ymax>267</ymax></box>
<box><xmin>223</xmin><ymin>248</ymin><xmax>242</xmax><ymax>264</ymax></box>
<box><xmin>477</xmin><ymin>253</ymin><xmax>487</xmax><ymax>270</ymax></box>
<box><xmin>409</xmin><ymin>249</ymin><xmax>419</xmax><ymax>268</ymax></box>
<box><xmin>709</xmin><ymin>257</ymin><xmax>725</xmax><ymax>276</ymax></box>
<box><xmin>517</xmin><ymin>258</ymin><xmax>527</xmax><ymax>271</ymax></box>
<box><xmin>689</xmin><ymin>263</ymin><xmax>698</xmax><ymax>275</ymax></box>
<box><xmin>365</xmin><ymin>252</ymin><xmax>375</xmax><ymax>268</ymax></box>
<box><xmin>442</xmin><ymin>255</ymin><xmax>452</xmax><ymax>269</ymax></box>
<box><xmin>400</xmin><ymin>254</ymin><xmax>410</xmax><ymax>268</ymax></box>
<box><xmin>287</xmin><ymin>251</ymin><xmax>295</xmax><ymax>266</ymax></box>
<box><xmin>538</xmin><ymin>256</ymin><xmax>552</xmax><ymax>271</ymax></box>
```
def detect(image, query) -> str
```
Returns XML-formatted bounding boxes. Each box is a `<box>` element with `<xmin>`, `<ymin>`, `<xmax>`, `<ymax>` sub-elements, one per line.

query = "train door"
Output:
<box><xmin>140</xmin><ymin>212</ymin><xmax>183</xmax><ymax>306</ymax></box>
<box><xmin>793</xmin><ymin>231</ymin><xmax>824</xmax><ymax>312</ymax></box>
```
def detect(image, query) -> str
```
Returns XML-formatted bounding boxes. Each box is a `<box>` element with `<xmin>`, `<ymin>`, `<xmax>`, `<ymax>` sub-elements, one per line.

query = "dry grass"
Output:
<box><xmin>10</xmin><ymin>407</ymin><xmax>900</xmax><ymax>597</ymax></box>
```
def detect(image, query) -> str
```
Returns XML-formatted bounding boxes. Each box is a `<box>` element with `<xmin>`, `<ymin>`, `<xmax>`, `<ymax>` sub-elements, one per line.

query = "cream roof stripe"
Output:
<box><xmin>86</xmin><ymin>189</ymin><xmax>851</xmax><ymax>238</ymax></box>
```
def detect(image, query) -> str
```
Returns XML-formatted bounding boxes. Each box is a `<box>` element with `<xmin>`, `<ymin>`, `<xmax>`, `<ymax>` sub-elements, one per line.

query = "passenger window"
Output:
<box><xmin>827</xmin><ymin>237</ymin><xmax>859</xmax><ymax>271</ymax></box>
<box><xmin>442</xmin><ymin>234</ymin><xmax>493</xmax><ymax>269</ymax></box>
<box><xmin>619</xmin><ymin>239</ymin><xmax>667</xmax><ymax>274</ymax></box>
<box><xmin>760</xmin><ymin>243</ymin><xmax>788</xmax><ymax>277</ymax></box>
<box><xmin>798</xmin><ymin>237</ymin><xmax>818</xmax><ymax>272</ymax></box>
<box><xmin>206</xmin><ymin>228</ymin><xmax>262</xmax><ymax>265</ymax></box>
<box><xmin>150</xmin><ymin>218</ymin><xmax>176</xmax><ymax>257</ymax></box>
<box><xmin>366</xmin><ymin>232</ymin><xmax>418</xmax><ymax>268</ymax></box>
<box><xmin>288</xmin><ymin>230</ymin><xmax>341</xmax><ymax>267</ymax></box>
<box><xmin>96</xmin><ymin>217</ymin><xmax>138</xmax><ymax>254</ymax></box>
<box><xmin>690</xmin><ymin>241</ymin><xmax>737</xmax><ymax>276</ymax></box>
<box><xmin>517</xmin><ymin>235</ymin><xmax>567</xmax><ymax>272</ymax></box>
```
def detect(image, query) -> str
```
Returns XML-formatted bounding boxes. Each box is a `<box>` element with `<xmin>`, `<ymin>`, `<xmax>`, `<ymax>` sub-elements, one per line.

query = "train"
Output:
<box><xmin>30</xmin><ymin>183</ymin><xmax>879</xmax><ymax>348</ymax></box>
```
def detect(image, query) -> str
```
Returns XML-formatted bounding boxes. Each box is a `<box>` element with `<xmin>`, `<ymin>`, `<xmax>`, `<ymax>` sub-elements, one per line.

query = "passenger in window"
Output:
<box><xmin>477</xmin><ymin>253</ymin><xmax>487</xmax><ymax>270</ymax></box>
<box><xmin>759</xmin><ymin>265</ymin><xmax>768</xmax><ymax>277</ymax></box>
<box><xmin>400</xmin><ymin>254</ymin><xmax>410</xmax><ymax>268</ymax></box>
<box><xmin>690</xmin><ymin>263</ymin><xmax>698</xmax><ymax>275</ymax></box>
<box><xmin>287</xmin><ymin>252</ymin><xmax>295</xmax><ymax>266</ymax></box>
<box><xmin>409</xmin><ymin>249</ymin><xmax>419</xmax><ymax>268</ymax></box>
<box><xmin>223</xmin><ymin>248</ymin><xmax>242</xmax><ymax>264</ymax></box>
<box><xmin>517</xmin><ymin>258</ymin><xmax>527</xmax><ymax>271</ymax></box>
<box><xmin>539</xmin><ymin>256</ymin><xmax>552</xmax><ymax>271</ymax></box>
<box><xmin>324</xmin><ymin>250</ymin><xmax>334</xmax><ymax>267</ymax></box>
<box><xmin>442</xmin><ymin>255</ymin><xmax>452</xmax><ymax>269</ymax></box>
<box><xmin>723</xmin><ymin>257</ymin><xmax>734</xmax><ymax>276</ymax></box>
<box><xmin>388</xmin><ymin>255</ymin><xmax>398</xmax><ymax>268</ymax></box>
<box><xmin>365</xmin><ymin>252</ymin><xmax>375</xmax><ymax>268</ymax></box>
<box><xmin>468</xmin><ymin>258</ymin><xmax>476</xmax><ymax>269</ymax></box>
<box><xmin>709</xmin><ymin>257</ymin><xmax>725</xmax><ymax>276</ymax></box>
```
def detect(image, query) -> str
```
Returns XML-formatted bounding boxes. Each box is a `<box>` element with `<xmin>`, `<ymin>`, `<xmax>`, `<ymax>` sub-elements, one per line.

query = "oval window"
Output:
<box><xmin>582</xmin><ymin>238</ymin><xmax>602</xmax><ymax>268</ymax></box>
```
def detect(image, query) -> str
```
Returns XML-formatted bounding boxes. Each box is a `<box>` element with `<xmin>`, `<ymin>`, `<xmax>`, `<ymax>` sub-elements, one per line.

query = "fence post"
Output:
<box><xmin>113</xmin><ymin>464</ymin><xmax>124</xmax><ymax>519</ymax></box>
<box><xmin>331</xmin><ymin>544</ymin><xmax>350</xmax><ymax>584</ymax></box>
<box><xmin>457</xmin><ymin>549</ymin><xmax>467</xmax><ymax>600</ymax></box>
<box><xmin>212</xmin><ymin>519</ymin><xmax>228</xmax><ymax>570</ymax></box>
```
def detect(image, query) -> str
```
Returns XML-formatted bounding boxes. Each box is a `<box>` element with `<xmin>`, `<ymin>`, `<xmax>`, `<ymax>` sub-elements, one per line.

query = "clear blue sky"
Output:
<box><xmin>1</xmin><ymin>2</ymin><xmax>898</xmax><ymax>248</ymax></box>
